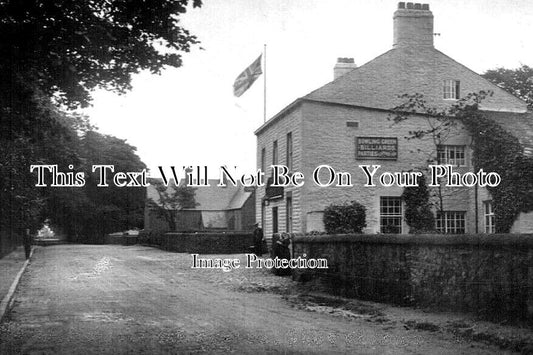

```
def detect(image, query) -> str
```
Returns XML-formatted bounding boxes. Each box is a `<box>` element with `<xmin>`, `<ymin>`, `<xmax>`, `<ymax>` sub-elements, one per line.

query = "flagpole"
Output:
<box><xmin>263</xmin><ymin>43</ymin><xmax>267</xmax><ymax>123</ymax></box>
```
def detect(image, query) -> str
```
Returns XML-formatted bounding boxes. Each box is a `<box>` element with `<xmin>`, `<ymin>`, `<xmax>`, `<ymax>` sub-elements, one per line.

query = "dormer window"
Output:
<box><xmin>443</xmin><ymin>79</ymin><xmax>460</xmax><ymax>99</ymax></box>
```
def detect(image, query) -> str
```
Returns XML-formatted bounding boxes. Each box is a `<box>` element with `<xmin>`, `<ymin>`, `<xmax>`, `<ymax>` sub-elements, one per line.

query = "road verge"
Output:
<box><xmin>0</xmin><ymin>247</ymin><xmax>34</xmax><ymax>322</ymax></box>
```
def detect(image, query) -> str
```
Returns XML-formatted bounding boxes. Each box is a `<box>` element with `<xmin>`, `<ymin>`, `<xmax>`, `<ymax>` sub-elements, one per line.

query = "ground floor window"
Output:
<box><xmin>436</xmin><ymin>211</ymin><xmax>466</xmax><ymax>234</ymax></box>
<box><xmin>261</xmin><ymin>202</ymin><xmax>265</xmax><ymax>229</ymax></box>
<box><xmin>286</xmin><ymin>197</ymin><xmax>293</xmax><ymax>233</ymax></box>
<box><xmin>272</xmin><ymin>206</ymin><xmax>278</xmax><ymax>234</ymax></box>
<box><xmin>484</xmin><ymin>201</ymin><xmax>495</xmax><ymax>234</ymax></box>
<box><xmin>380</xmin><ymin>196</ymin><xmax>402</xmax><ymax>234</ymax></box>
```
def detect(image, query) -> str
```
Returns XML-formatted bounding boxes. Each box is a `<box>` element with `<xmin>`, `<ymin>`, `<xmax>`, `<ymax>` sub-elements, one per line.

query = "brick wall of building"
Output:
<box><xmin>383</xmin><ymin>47</ymin><xmax>528</xmax><ymax>113</ymax></box>
<box><xmin>256</xmin><ymin>106</ymin><xmax>303</xmax><ymax>243</ymax></box>
<box><xmin>300</xmin><ymin>100</ymin><xmax>474</xmax><ymax>233</ymax></box>
<box><xmin>256</xmin><ymin>97</ymin><xmax>530</xmax><ymax>235</ymax></box>
<box><xmin>512</xmin><ymin>212</ymin><xmax>533</xmax><ymax>233</ymax></box>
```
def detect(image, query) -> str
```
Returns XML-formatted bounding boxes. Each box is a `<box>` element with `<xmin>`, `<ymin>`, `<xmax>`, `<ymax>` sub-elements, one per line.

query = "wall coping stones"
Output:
<box><xmin>293</xmin><ymin>233</ymin><xmax>533</xmax><ymax>248</ymax></box>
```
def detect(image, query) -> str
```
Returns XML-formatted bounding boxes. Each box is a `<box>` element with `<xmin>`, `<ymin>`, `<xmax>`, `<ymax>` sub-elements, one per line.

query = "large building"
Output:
<box><xmin>145</xmin><ymin>180</ymin><xmax>255</xmax><ymax>232</ymax></box>
<box><xmin>255</xmin><ymin>2</ymin><xmax>533</xmax><ymax>239</ymax></box>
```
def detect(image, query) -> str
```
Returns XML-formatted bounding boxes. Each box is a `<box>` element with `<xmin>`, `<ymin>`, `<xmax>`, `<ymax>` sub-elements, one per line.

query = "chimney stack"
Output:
<box><xmin>334</xmin><ymin>57</ymin><xmax>357</xmax><ymax>80</ymax></box>
<box><xmin>393</xmin><ymin>2</ymin><xmax>434</xmax><ymax>47</ymax></box>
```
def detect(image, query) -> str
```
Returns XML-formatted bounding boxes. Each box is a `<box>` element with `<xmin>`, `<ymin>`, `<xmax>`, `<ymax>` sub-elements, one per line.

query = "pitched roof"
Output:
<box><xmin>304</xmin><ymin>44</ymin><xmax>533</xmax><ymax>156</ymax></box>
<box><xmin>304</xmin><ymin>46</ymin><xmax>527</xmax><ymax>113</ymax></box>
<box><xmin>256</xmin><ymin>46</ymin><xmax>529</xmax><ymax>136</ymax></box>
<box><xmin>147</xmin><ymin>179</ymin><xmax>253</xmax><ymax>211</ymax></box>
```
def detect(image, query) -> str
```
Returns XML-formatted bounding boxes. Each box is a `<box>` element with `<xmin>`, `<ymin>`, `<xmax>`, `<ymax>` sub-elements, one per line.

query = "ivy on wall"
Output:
<box><xmin>455</xmin><ymin>99</ymin><xmax>533</xmax><ymax>232</ymax></box>
<box><xmin>392</xmin><ymin>91</ymin><xmax>533</xmax><ymax>233</ymax></box>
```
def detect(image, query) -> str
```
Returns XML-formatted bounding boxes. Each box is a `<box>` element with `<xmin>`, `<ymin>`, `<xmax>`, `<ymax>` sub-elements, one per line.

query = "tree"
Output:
<box><xmin>147</xmin><ymin>179</ymin><xmax>197</xmax><ymax>231</ymax></box>
<box><xmin>0</xmin><ymin>0</ymin><xmax>203</xmax><ymax>108</ymax></box>
<box><xmin>0</xmin><ymin>94</ymin><xmax>86</xmax><ymax>237</ymax></box>
<box><xmin>483</xmin><ymin>65</ymin><xmax>533</xmax><ymax>110</ymax></box>
<box><xmin>0</xmin><ymin>1</ymin><xmax>202</xmax><ymax>242</ymax></box>
<box><xmin>43</xmin><ymin>130</ymin><xmax>148</xmax><ymax>242</ymax></box>
<box><xmin>389</xmin><ymin>92</ymin><xmax>482</xmax><ymax>214</ymax></box>
<box><xmin>323</xmin><ymin>201</ymin><xmax>366</xmax><ymax>234</ymax></box>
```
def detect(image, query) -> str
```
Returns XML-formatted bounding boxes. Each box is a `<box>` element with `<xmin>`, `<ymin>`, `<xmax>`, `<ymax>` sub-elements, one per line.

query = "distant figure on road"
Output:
<box><xmin>253</xmin><ymin>223</ymin><xmax>264</xmax><ymax>256</ymax></box>
<box><xmin>23</xmin><ymin>228</ymin><xmax>32</xmax><ymax>260</ymax></box>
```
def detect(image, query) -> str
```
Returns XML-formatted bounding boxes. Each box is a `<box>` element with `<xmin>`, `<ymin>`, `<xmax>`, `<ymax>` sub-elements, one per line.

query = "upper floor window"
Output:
<box><xmin>272</xmin><ymin>140</ymin><xmax>278</xmax><ymax>166</ymax></box>
<box><xmin>437</xmin><ymin>145</ymin><xmax>466</xmax><ymax>166</ymax></box>
<box><xmin>261</xmin><ymin>147</ymin><xmax>266</xmax><ymax>173</ymax></box>
<box><xmin>286</xmin><ymin>132</ymin><xmax>293</xmax><ymax>171</ymax></box>
<box><xmin>443</xmin><ymin>79</ymin><xmax>460</xmax><ymax>100</ymax></box>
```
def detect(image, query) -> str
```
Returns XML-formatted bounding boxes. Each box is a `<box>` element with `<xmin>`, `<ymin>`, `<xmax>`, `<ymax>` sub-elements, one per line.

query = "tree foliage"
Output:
<box><xmin>0</xmin><ymin>0</ymin><xmax>202</xmax><ymax>108</ymax></box>
<box><xmin>401</xmin><ymin>175</ymin><xmax>435</xmax><ymax>233</ymax></box>
<box><xmin>457</xmin><ymin>106</ymin><xmax>533</xmax><ymax>232</ymax></box>
<box><xmin>323</xmin><ymin>201</ymin><xmax>366</xmax><ymax>234</ymax></box>
<box><xmin>41</xmin><ymin>130</ymin><xmax>147</xmax><ymax>242</ymax></box>
<box><xmin>391</xmin><ymin>91</ymin><xmax>533</xmax><ymax>233</ymax></box>
<box><xmin>1</xmin><ymin>99</ymin><xmax>148</xmax><ymax>242</ymax></box>
<box><xmin>483</xmin><ymin>65</ymin><xmax>533</xmax><ymax>110</ymax></box>
<box><xmin>0</xmin><ymin>94</ymin><xmax>85</xmax><ymax>236</ymax></box>
<box><xmin>0</xmin><ymin>1</ymin><xmax>203</xmax><ymax>242</ymax></box>
<box><xmin>147</xmin><ymin>179</ymin><xmax>197</xmax><ymax>231</ymax></box>
<box><xmin>389</xmin><ymin>92</ymin><xmax>479</xmax><ymax>213</ymax></box>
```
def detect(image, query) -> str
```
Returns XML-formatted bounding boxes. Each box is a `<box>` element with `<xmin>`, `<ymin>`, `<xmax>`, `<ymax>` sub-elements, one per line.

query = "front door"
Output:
<box><xmin>272</xmin><ymin>206</ymin><xmax>278</xmax><ymax>234</ymax></box>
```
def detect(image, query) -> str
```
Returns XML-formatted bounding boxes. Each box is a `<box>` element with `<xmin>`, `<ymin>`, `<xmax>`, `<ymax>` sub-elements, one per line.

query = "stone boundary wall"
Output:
<box><xmin>292</xmin><ymin>234</ymin><xmax>533</xmax><ymax>321</ymax></box>
<box><xmin>155</xmin><ymin>232</ymin><xmax>254</xmax><ymax>254</ymax></box>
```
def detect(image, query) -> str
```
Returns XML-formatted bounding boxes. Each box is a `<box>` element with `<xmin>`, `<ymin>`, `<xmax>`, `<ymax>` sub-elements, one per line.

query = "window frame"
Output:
<box><xmin>436</xmin><ymin>211</ymin><xmax>466</xmax><ymax>234</ymax></box>
<box><xmin>379</xmin><ymin>196</ymin><xmax>402</xmax><ymax>234</ymax></box>
<box><xmin>272</xmin><ymin>140</ymin><xmax>278</xmax><ymax>167</ymax></box>
<box><xmin>272</xmin><ymin>206</ymin><xmax>278</xmax><ymax>234</ymax></box>
<box><xmin>261</xmin><ymin>202</ymin><xmax>266</xmax><ymax>230</ymax></box>
<box><xmin>261</xmin><ymin>147</ymin><xmax>266</xmax><ymax>173</ymax></box>
<box><xmin>286</xmin><ymin>132</ymin><xmax>293</xmax><ymax>171</ymax></box>
<box><xmin>484</xmin><ymin>201</ymin><xmax>495</xmax><ymax>234</ymax></box>
<box><xmin>443</xmin><ymin>79</ymin><xmax>460</xmax><ymax>100</ymax></box>
<box><xmin>286</xmin><ymin>197</ymin><xmax>293</xmax><ymax>233</ymax></box>
<box><xmin>437</xmin><ymin>145</ymin><xmax>466</xmax><ymax>167</ymax></box>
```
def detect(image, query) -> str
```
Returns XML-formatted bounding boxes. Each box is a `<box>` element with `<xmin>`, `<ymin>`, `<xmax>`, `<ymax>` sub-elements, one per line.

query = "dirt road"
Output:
<box><xmin>0</xmin><ymin>245</ymin><xmax>506</xmax><ymax>354</ymax></box>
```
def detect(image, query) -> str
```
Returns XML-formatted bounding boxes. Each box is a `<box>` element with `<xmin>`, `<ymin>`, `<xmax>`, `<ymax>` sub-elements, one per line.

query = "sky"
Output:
<box><xmin>81</xmin><ymin>0</ymin><xmax>533</xmax><ymax>177</ymax></box>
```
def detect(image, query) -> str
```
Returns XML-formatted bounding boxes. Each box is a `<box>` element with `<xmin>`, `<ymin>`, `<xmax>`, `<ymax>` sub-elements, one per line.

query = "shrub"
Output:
<box><xmin>323</xmin><ymin>201</ymin><xmax>366</xmax><ymax>234</ymax></box>
<box><xmin>402</xmin><ymin>174</ymin><xmax>435</xmax><ymax>233</ymax></box>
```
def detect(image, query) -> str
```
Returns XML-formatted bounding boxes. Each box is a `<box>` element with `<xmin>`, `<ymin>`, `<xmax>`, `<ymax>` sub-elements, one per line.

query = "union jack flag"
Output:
<box><xmin>233</xmin><ymin>54</ymin><xmax>263</xmax><ymax>97</ymax></box>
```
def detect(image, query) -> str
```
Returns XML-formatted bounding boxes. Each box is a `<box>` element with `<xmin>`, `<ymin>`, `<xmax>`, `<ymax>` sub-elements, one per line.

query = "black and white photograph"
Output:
<box><xmin>1</xmin><ymin>0</ymin><xmax>533</xmax><ymax>353</ymax></box>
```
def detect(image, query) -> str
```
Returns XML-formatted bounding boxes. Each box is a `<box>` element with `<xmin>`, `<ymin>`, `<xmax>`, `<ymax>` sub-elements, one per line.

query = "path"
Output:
<box><xmin>0</xmin><ymin>245</ymin><xmax>510</xmax><ymax>354</ymax></box>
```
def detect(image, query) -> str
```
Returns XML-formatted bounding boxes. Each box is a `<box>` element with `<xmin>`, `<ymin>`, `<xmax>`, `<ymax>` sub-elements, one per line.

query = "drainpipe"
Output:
<box><xmin>475</xmin><ymin>184</ymin><xmax>479</xmax><ymax>233</ymax></box>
